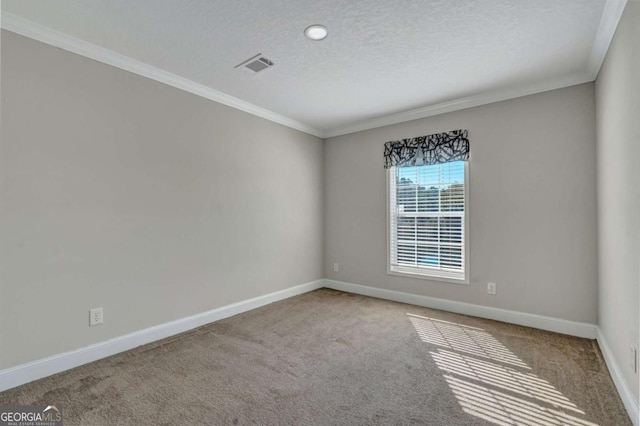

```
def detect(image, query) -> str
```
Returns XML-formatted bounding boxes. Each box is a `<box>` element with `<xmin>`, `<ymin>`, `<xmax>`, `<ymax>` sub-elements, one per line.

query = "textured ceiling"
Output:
<box><xmin>1</xmin><ymin>0</ymin><xmax>617</xmax><ymax>136</ymax></box>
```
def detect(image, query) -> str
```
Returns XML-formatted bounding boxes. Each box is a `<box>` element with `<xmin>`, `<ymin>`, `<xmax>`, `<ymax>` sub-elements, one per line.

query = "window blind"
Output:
<box><xmin>389</xmin><ymin>161</ymin><xmax>466</xmax><ymax>280</ymax></box>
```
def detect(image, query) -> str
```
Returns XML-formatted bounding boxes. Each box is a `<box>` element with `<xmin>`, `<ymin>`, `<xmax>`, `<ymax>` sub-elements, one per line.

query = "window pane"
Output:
<box><xmin>417</xmin><ymin>217</ymin><xmax>439</xmax><ymax>243</ymax></box>
<box><xmin>439</xmin><ymin>217</ymin><xmax>463</xmax><ymax>244</ymax></box>
<box><xmin>397</xmin><ymin>183</ymin><xmax>417</xmax><ymax>212</ymax></box>
<box><xmin>396</xmin><ymin>217</ymin><xmax>416</xmax><ymax>240</ymax></box>
<box><xmin>441</xmin><ymin>183</ymin><xmax>464</xmax><ymax>212</ymax></box>
<box><xmin>418</xmin><ymin>186</ymin><xmax>440</xmax><ymax>212</ymax></box>
<box><xmin>440</xmin><ymin>246</ymin><xmax>462</xmax><ymax>268</ymax></box>
<box><xmin>417</xmin><ymin>246</ymin><xmax>439</xmax><ymax>266</ymax></box>
<box><xmin>397</xmin><ymin>243</ymin><xmax>417</xmax><ymax>264</ymax></box>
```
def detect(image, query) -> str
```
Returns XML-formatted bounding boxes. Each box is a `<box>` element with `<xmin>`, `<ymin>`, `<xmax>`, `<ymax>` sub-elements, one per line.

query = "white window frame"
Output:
<box><xmin>386</xmin><ymin>161</ymin><xmax>469</xmax><ymax>285</ymax></box>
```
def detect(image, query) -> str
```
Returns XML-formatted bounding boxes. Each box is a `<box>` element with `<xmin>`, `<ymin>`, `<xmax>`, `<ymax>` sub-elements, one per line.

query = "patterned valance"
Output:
<box><xmin>383</xmin><ymin>129</ymin><xmax>469</xmax><ymax>169</ymax></box>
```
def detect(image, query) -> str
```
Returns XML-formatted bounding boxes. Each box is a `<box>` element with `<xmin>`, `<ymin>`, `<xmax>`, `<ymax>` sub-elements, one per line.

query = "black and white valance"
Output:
<box><xmin>383</xmin><ymin>129</ymin><xmax>469</xmax><ymax>169</ymax></box>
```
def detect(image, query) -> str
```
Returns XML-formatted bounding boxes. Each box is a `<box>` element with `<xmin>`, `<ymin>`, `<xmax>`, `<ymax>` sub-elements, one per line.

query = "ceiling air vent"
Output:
<box><xmin>235</xmin><ymin>54</ymin><xmax>275</xmax><ymax>74</ymax></box>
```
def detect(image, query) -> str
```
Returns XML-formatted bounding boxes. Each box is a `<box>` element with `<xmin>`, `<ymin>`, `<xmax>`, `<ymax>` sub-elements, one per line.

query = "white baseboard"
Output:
<box><xmin>4</xmin><ymin>279</ymin><xmax>636</xmax><ymax>426</ymax></box>
<box><xmin>597</xmin><ymin>329</ymin><xmax>640</xmax><ymax>426</ymax></box>
<box><xmin>323</xmin><ymin>279</ymin><xmax>598</xmax><ymax>338</ymax></box>
<box><xmin>0</xmin><ymin>279</ymin><xmax>323</xmax><ymax>392</ymax></box>
<box><xmin>324</xmin><ymin>279</ymin><xmax>640</xmax><ymax>423</ymax></box>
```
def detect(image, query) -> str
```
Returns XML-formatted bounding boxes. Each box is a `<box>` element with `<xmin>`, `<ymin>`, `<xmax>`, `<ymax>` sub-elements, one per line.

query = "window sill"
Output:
<box><xmin>387</xmin><ymin>269</ymin><xmax>470</xmax><ymax>285</ymax></box>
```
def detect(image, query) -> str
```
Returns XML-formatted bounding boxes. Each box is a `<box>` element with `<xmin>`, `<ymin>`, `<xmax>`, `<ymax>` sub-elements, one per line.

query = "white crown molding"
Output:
<box><xmin>0</xmin><ymin>12</ymin><xmax>325</xmax><ymax>138</ymax></box>
<box><xmin>324</xmin><ymin>0</ymin><xmax>628</xmax><ymax>139</ymax></box>
<box><xmin>1</xmin><ymin>1</ymin><xmax>627</xmax><ymax>140</ymax></box>
<box><xmin>323</xmin><ymin>279</ymin><xmax>598</xmax><ymax>338</ymax></box>
<box><xmin>0</xmin><ymin>279</ymin><xmax>323</xmax><ymax>392</ymax></box>
<box><xmin>597</xmin><ymin>329</ymin><xmax>640</xmax><ymax>426</ymax></box>
<box><xmin>323</xmin><ymin>72</ymin><xmax>594</xmax><ymax>138</ymax></box>
<box><xmin>587</xmin><ymin>0</ymin><xmax>628</xmax><ymax>80</ymax></box>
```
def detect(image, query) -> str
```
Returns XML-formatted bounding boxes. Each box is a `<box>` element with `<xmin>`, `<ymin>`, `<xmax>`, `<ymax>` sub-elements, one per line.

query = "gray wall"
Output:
<box><xmin>595</xmin><ymin>1</ymin><xmax>640</xmax><ymax>401</ymax></box>
<box><xmin>0</xmin><ymin>31</ymin><xmax>324</xmax><ymax>369</ymax></box>
<box><xmin>324</xmin><ymin>83</ymin><xmax>598</xmax><ymax>323</ymax></box>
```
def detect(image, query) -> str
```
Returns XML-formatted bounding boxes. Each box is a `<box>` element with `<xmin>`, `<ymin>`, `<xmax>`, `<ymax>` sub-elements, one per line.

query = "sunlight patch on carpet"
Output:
<box><xmin>408</xmin><ymin>314</ymin><xmax>599</xmax><ymax>426</ymax></box>
<box><xmin>408</xmin><ymin>313</ymin><xmax>529</xmax><ymax>369</ymax></box>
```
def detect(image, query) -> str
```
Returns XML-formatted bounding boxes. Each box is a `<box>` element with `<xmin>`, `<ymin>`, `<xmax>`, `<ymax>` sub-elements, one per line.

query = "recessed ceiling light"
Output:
<box><xmin>304</xmin><ymin>25</ymin><xmax>328</xmax><ymax>41</ymax></box>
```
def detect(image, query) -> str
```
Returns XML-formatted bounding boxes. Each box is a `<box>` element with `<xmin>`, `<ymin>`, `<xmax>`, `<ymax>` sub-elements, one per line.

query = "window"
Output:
<box><xmin>388</xmin><ymin>160</ymin><xmax>468</xmax><ymax>282</ymax></box>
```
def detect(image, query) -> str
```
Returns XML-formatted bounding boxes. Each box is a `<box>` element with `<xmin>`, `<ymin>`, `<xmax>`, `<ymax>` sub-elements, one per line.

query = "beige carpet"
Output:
<box><xmin>0</xmin><ymin>289</ymin><xmax>631</xmax><ymax>425</ymax></box>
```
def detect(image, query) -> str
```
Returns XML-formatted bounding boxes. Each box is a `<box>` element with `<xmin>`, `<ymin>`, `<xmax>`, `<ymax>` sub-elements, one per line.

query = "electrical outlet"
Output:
<box><xmin>333</xmin><ymin>263</ymin><xmax>339</xmax><ymax>272</ymax></box>
<box><xmin>631</xmin><ymin>346</ymin><xmax>637</xmax><ymax>373</ymax></box>
<box><xmin>89</xmin><ymin>307</ymin><xmax>103</xmax><ymax>326</ymax></box>
<box><xmin>487</xmin><ymin>282</ymin><xmax>497</xmax><ymax>295</ymax></box>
